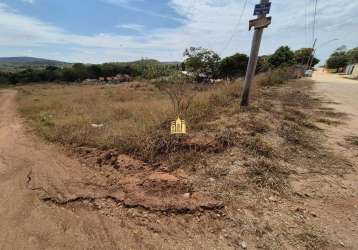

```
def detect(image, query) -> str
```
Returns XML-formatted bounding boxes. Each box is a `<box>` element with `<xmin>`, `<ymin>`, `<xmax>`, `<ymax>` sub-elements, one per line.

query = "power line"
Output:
<box><xmin>304</xmin><ymin>0</ymin><xmax>308</xmax><ymax>47</ymax></box>
<box><xmin>219</xmin><ymin>0</ymin><xmax>248</xmax><ymax>55</ymax></box>
<box><xmin>312</xmin><ymin>0</ymin><xmax>318</xmax><ymax>46</ymax></box>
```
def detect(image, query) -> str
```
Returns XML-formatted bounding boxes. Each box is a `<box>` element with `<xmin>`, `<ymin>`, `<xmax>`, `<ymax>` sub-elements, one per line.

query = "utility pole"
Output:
<box><xmin>240</xmin><ymin>0</ymin><xmax>271</xmax><ymax>107</ymax></box>
<box><xmin>306</xmin><ymin>38</ymin><xmax>317</xmax><ymax>70</ymax></box>
<box><xmin>307</xmin><ymin>38</ymin><xmax>339</xmax><ymax>69</ymax></box>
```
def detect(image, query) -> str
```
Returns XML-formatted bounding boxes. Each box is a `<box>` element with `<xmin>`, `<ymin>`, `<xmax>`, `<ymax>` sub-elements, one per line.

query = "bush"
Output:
<box><xmin>257</xmin><ymin>67</ymin><xmax>292</xmax><ymax>86</ymax></box>
<box><xmin>218</xmin><ymin>53</ymin><xmax>248</xmax><ymax>79</ymax></box>
<box><xmin>268</xmin><ymin>46</ymin><xmax>295</xmax><ymax>68</ymax></box>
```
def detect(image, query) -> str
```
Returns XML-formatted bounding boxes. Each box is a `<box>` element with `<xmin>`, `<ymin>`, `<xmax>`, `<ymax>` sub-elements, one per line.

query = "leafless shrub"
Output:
<box><xmin>154</xmin><ymin>72</ymin><xmax>196</xmax><ymax>118</ymax></box>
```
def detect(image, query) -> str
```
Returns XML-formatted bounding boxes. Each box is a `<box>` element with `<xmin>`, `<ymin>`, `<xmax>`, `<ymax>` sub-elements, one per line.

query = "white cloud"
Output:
<box><xmin>101</xmin><ymin>0</ymin><xmax>183</xmax><ymax>22</ymax></box>
<box><xmin>22</xmin><ymin>0</ymin><xmax>34</xmax><ymax>4</ymax></box>
<box><xmin>116</xmin><ymin>24</ymin><xmax>145</xmax><ymax>32</ymax></box>
<box><xmin>0</xmin><ymin>0</ymin><xmax>357</xmax><ymax>63</ymax></box>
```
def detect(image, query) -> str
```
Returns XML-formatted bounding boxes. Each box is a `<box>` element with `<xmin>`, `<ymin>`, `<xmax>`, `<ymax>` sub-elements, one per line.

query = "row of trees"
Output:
<box><xmin>326</xmin><ymin>46</ymin><xmax>358</xmax><ymax>71</ymax></box>
<box><xmin>183</xmin><ymin>46</ymin><xmax>319</xmax><ymax>80</ymax></box>
<box><xmin>0</xmin><ymin>60</ymin><xmax>177</xmax><ymax>84</ymax></box>
<box><xmin>0</xmin><ymin>45</ymin><xmax>319</xmax><ymax>85</ymax></box>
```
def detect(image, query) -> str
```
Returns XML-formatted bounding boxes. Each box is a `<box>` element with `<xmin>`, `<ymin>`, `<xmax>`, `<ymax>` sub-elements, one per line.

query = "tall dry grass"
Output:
<box><xmin>17</xmin><ymin>80</ymin><xmax>245</xmax><ymax>162</ymax></box>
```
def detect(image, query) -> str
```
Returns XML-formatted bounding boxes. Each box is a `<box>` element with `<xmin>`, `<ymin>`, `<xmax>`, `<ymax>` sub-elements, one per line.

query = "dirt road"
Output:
<box><xmin>313</xmin><ymin>71</ymin><xmax>358</xmax><ymax>149</ymax></box>
<box><xmin>0</xmin><ymin>90</ymin><xmax>139</xmax><ymax>249</ymax></box>
<box><xmin>309</xmin><ymin>71</ymin><xmax>358</xmax><ymax>248</ymax></box>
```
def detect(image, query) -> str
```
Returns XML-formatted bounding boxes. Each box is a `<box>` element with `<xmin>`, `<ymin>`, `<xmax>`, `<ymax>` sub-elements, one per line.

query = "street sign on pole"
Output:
<box><xmin>241</xmin><ymin>0</ymin><xmax>271</xmax><ymax>107</ymax></box>
<box><xmin>254</xmin><ymin>2</ymin><xmax>271</xmax><ymax>16</ymax></box>
<box><xmin>249</xmin><ymin>16</ymin><xmax>272</xmax><ymax>31</ymax></box>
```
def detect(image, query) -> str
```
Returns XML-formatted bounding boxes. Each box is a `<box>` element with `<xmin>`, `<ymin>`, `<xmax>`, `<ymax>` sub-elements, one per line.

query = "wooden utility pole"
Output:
<box><xmin>240</xmin><ymin>0</ymin><xmax>271</xmax><ymax>107</ymax></box>
<box><xmin>306</xmin><ymin>39</ymin><xmax>317</xmax><ymax>70</ymax></box>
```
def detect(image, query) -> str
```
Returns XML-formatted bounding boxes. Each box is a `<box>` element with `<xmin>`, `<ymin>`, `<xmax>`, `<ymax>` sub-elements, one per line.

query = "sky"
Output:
<box><xmin>0</xmin><ymin>0</ymin><xmax>357</xmax><ymax>64</ymax></box>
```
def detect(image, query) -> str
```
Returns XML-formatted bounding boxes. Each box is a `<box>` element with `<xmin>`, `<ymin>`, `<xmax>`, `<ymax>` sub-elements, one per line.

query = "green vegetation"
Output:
<box><xmin>1</xmin><ymin>45</ymin><xmax>316</xmax><ymax>85</ymax></box>
<box><xmin>0</xmin><ymin>60</ymin><xmax>177</xmax><ymax>84</ymax></box>
<box><xmin>268</xmin><ymin>46</ymin><xmax>295</xmax><ymax>68</ymax></box>
<box><xmin>326</xmin><ymin>51</ymin><xmax>349</xmax><ymax>71</ymax></box>
<box><xmin>0</xmin><ymin>56</ymin><xmax>69</xmax><ymax>73</ymax></box>
<box><xmin>266</xmin><ymin>46</ymin><xmax>319</xmax><ymax>69</ymax></box>
<box><xmin>256</xmin><ymin>67</ymin><xmax>293</xmax><ymax>86</ymax></box>
<box><xmin>218</xmin><ymin>53</ymin><xmax>249</xmax><ymax>79</ymax></box>
<box><xmin>294</xmin><ymin>48</ymin><xmax>320</xmax><ymax>67</ymax></box>
<box><xmin>326</xmin><ymin>46</ymin><xmax>358</xmax><ymax>71</ymax></box>
<box><xmin>183</xmin><ymin>47</ymin><xmax>221</xmax><ymax>80</ymax></box>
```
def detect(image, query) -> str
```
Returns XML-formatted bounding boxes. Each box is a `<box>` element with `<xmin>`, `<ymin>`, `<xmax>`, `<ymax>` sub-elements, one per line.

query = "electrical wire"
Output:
<box><xmin>304</xmin><ymin>0</ymin><xmax>308</xmax><ymax>47</ymax></box>
<box><xmin>219</xmin><ymin>0</ymin><xmax>248</xmax><ymax>56</ymax></box>
<box><xmin>312</xmin><ymin>0</ymin><xmax>318</xmax><ymax>46</ymax></box>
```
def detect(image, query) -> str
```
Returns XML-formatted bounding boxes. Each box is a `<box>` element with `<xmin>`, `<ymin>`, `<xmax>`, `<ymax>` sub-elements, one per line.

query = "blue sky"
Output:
<box><xmin>0</xmin><ymin>0</ymin><xmax>357</xmax><ymax>64</ymax></box>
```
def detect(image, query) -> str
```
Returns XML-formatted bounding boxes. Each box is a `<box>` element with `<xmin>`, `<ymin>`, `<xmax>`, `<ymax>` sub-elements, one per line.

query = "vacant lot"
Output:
<box><xmin>11</xmin><ymin>73</ymin><xmax>356</xmax><ymax>249</ymax></box>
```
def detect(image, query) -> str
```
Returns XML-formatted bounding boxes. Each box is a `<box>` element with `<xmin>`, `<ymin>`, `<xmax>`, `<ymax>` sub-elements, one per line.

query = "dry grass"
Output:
<box><xmin>241</xmin><ymin>135</ymin><xmax>275</xmax><ymax>158</ymax></box>
<box><xmin>246</xmin><ymin>158</ymin><xmax>289</xmax><ymax>191</ymax></box>
<box><xmin>316</xmin><ymin>118</ymin><xmax>343</xmax><ymax>126</ymax></box>
<box><xmin>16</xmin><ymin>81</ymin><xmax>245</xmax><ymax>163</ymax></box>
<box><xmin>293</xmin><ymin>231</ymin><xmax>329</xmax><ymax>250</ymax></box>
<box><xmin>16</xmin><ymin>75</ymin><xmax>341</xmax><ymax>177</ymax></box>
<box><xmin>346</xmin><ymin>135</ymin><xmax>358</xmax><ymax>147</ymax></box>
<box><xmin>17</xmin><ymin>83</ymin><xmax>171</xmax><ymax>149</ymax></box>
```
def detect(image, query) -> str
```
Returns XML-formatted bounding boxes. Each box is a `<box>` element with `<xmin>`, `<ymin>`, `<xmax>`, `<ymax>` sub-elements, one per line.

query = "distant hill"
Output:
<box><xmin>0</xmin><ymin>57</ymin><xmax>68</xmax><ymax>65</ymax></box>
<box><xmin>0</xmin><ymin>57</ymin><xmax>70</xmax><ymax>72</ymax></box>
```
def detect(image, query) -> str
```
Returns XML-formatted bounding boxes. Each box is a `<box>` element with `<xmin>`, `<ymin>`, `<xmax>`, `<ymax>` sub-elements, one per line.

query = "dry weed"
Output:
<box><xmin>241</xmin><ymin>135</ymin><xmax>275</xmax><ymax>158</ymax></box>
<box><xmin>346</xmin><ymin>136</ymin><xmax>358</xmax><ymax>147</ymax></box>
<box><xmin>246</xmin><ymin>158</ymin><xmax>289</xmax><ymax>191</ymax></box>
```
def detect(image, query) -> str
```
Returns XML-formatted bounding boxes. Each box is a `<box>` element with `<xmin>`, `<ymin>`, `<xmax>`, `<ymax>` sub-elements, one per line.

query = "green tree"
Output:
<box><xmin>256</xmin><ymin>55</ymin><xmax>270</xmax><ymax>73</ymax></box>
<box><xmin>72</xmin><ymin>63</ymin><xmax>88</xmax><ymax>80</ymax></box>
<box><xmin>0</xmin><ymin>72</ymin><xmax>11</xmax><ymax>84</ymax></box>
<box><xmin>87</xmin><ymin>65</ymin><xmax>102</xmax><ymax>79</ymax></box>
<box><xmin>218</xmin><ymin>53</ymin><xmax>248</xmax><ymax>79</ymax></box>
<box><xmin>45</xmin><ymin>65</ymin><xmax>59</xmax><ymax>71</ymax></box>
<box><xmin>294</xmin><ymin>48</ymin><xmax>320</xmax><ymax>67</ymax></box>
<box><xmin>183</xmin><ymin>47</ymin><xmax>221</xmax><ymax>80</ymax></box>
<box><xmin>326</xmin><ymin>51</ymin><xmax>348</xmax><ymax>71</ymax></box>
<box><xmin>268</xmin><ymin>46</ymin><xmax>295</xmax><ymax>68</ymax></box>
<box><xmin>346</xmin><ymin>47</ymin><xmax>358</xmax><ymax>64</ymax></box>
<box><xmin>61</xmin><ymin>68</ymin><xmax>80</xmax><ymax>82</ymax></box>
